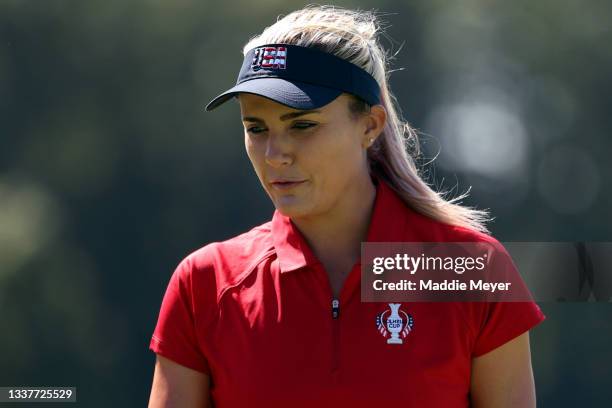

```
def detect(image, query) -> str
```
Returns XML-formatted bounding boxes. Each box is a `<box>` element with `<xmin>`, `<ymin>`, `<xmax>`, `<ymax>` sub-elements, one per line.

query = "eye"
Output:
<box><xmin>245</xmin><ymin>122</ymin><xmax>317</xmax><ymax>134</ymax></box>
<box><xmin>246</xmin><ymin>126</ymin><xmax>267</xmax><ymax>134</ymax></box>
<box><xmin>291</xmin><ymin>122</ymin><xmax>317</xmax><ymax>130</ymax></box>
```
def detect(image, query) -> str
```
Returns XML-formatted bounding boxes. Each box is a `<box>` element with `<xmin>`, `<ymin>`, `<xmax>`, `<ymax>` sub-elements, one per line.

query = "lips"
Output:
<box><xmin>270</xmin><ymin>179</ymin><xmax>306</xmax><ymax>190</ymax></box>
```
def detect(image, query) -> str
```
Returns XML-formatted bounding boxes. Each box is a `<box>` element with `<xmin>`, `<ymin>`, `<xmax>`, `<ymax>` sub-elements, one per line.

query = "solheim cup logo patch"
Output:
<box><xmin>376</xmin><ymin>303</ymin><xmax>414</xmax><ymax>345</ymax></box>
<box><xmin>252</xmin><ymin>46</ymin><xmax>287</xmax><ymax>71</ymax></box>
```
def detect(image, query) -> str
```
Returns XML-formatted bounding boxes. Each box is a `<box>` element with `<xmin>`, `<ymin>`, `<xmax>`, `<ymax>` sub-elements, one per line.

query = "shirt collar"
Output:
<box><xmin>271</xmin><ymin>177</ymin><xmax>412</xmax><ymax>273</ymax></box>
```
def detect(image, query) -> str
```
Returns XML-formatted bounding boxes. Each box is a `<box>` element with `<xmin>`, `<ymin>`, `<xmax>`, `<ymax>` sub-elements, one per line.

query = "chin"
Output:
<box><xmin>273</xmin><ymin>198</ymin><xmax>314</xmax><ymax>219</ymax></box>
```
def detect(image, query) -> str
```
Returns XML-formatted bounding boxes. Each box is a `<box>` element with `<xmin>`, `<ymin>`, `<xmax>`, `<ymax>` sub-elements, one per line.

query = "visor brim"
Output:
<box><xmin>204</xmin><ymin>78</ymin><xmax>343</xmax><ymax>111</ymax></box>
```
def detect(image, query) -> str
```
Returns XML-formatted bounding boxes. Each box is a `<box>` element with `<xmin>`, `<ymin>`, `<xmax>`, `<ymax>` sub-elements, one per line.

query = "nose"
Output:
<box><xmin>265</xmin><ymin>132</ymin><xmax>293</xmax><ymax>168</ymax></box>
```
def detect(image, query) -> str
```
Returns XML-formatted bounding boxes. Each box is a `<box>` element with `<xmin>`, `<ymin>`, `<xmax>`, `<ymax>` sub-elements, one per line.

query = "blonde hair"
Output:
<box><xmin>243</xmin><ymin>5</ymin><xmax>491</xmax><ymax>234</ymax></box>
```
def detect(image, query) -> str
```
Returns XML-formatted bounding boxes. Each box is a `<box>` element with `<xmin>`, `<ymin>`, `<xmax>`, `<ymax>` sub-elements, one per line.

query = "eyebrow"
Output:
<box><xmin>242</xmin><ymin>110</ymin><xmax>322</xmax><ymax>123</ymax></box>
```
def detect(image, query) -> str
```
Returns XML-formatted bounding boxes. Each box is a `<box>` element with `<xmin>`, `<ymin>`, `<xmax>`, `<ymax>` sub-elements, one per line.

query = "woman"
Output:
<box><xmin>149</xmin><ymin>5</ymin><xmax>544</xmax><ymax>407</ymax></box>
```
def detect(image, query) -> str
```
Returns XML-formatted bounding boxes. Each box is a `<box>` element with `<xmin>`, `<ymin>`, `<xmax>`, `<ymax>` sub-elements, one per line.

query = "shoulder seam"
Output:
<box><xmin>216</xmin><ymin>246</ymin><xmax>277</xmax><ymax>304</ymax></box>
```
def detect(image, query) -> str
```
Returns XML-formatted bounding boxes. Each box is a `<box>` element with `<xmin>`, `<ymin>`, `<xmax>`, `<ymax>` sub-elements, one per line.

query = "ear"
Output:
<box><xmin>361</xmin><ymin>105</ymin><xmax>387</xmax><ymax>148</ymax></box>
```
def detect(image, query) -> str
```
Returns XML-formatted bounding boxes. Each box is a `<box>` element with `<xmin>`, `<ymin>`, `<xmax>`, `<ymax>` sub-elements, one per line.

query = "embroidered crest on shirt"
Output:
<box><xmin>376</xmin><ymin>303</ymin><xmax>414</xmax><ymax>344</ymax></box>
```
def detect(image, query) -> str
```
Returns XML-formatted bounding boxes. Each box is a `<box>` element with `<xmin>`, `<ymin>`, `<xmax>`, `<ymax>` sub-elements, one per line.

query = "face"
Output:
<box><xmin>239</xmin><ymin>93</ymin><xmax>381</xmax><ymax>219</ymax></box>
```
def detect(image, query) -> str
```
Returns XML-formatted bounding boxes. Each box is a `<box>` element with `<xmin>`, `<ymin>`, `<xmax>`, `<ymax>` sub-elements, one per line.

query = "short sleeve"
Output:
<box><xmin>472</xmin><ymin>300</ymin><xmax>546</xmax><ymax>357</ymax></box>
<box><xmin>468</xmin><ymin>237</ymin><xmax>546</xmax><ymax>356</ymax></box>
<box><xmin>472</xmin><ymin>302</ymin><xmax>546</xmax><ymax>357</ymax></box>
<box><xmin>149</xmin><ymin>257</ymin><xmax>211</xmax><ymax>374</ymax></box>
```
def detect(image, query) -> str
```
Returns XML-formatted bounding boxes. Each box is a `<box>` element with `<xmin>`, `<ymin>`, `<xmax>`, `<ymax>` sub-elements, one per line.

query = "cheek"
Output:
<box><xmin>245</xmin><ymin>135</ymin><xmax>261</xmax><ymax>160</ymax></box>
<box><xmin>244</xmin><ymin>136</ymin><xmax>266</xmax><ymax>175</ymax></box>
<box><xmin>307</xmin><ymin>129</ymin><xmax>363</xmax><ymax>172</ymax></box>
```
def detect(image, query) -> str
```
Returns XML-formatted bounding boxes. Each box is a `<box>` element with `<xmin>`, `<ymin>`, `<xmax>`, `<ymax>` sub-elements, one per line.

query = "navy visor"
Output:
<box><xmin>205</xmin><ymin>44</ymin><xmax>381</xmax><ymax>111</ymax></box>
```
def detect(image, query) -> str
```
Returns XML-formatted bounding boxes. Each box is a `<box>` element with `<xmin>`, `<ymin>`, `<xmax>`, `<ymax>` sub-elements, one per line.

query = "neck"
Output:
<box><xmin>291</xmin><ymin>176</ymin><xmax>377</xmax><ymax>265</ymax></box>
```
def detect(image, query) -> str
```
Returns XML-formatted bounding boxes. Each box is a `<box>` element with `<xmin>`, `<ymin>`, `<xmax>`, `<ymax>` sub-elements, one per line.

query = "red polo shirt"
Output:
<box><xmin>150</xmin><ymin>179</ymin><xmax>545</xmax><ymax>407</ymax></box>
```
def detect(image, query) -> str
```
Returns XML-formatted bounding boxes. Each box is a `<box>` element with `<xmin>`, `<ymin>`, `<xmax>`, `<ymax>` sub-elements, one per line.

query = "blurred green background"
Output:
<box><xmin>1</xmin><ymin>0</ymin><xmax>611</xmax><ymax>406</ymax></box>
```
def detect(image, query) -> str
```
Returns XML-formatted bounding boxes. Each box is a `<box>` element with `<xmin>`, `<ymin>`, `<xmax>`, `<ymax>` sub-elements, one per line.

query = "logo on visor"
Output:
<box><xmin>375</xmin><ymin>303</ymin><xmax>414</xmax><ymax>345</ymax></box>
<box><xmin>252</xmin><ymin>46</ymin><xmax>287</xmax><ymax>71</ymax></box>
